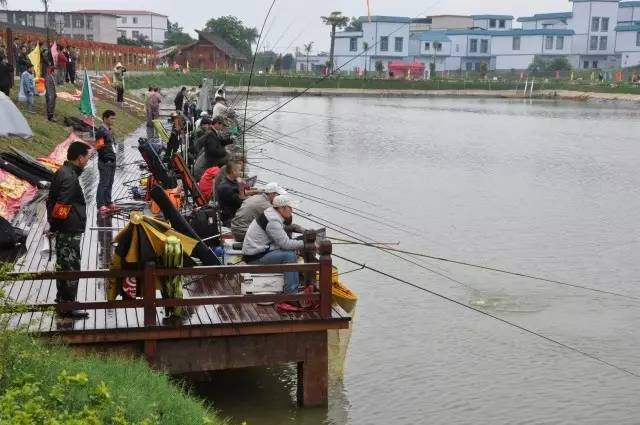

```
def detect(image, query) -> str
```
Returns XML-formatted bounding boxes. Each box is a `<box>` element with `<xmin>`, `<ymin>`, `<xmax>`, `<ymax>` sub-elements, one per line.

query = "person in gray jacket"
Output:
<box><xmin>232</xmin><ymin>182</ymin><xmax>303</xmax><ymax>242</ymax></box>
<box><xmin>242</xmin><ymin>195</ymin><xmax>305</xmax><ymax>294</ymax></box>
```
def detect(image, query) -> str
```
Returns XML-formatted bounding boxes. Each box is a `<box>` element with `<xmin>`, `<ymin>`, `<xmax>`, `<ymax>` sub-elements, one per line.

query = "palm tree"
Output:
<box><xmin>303</xmin><ymin>41</ymin><xmax>314</xmax><ymax>73</ymax></box>
<box><xmin>321</xmin><ymin>11</ymin><xmax>349</xmax><ymax>73</ymax></box>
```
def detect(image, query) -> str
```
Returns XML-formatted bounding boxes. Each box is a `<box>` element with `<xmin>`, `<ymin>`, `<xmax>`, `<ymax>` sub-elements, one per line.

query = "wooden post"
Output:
<box><xmin>318</xmin><ymin>240</ymin><xmax>332</xmax><ymax>319</ymax></box>
<box><xmin>303</xmin><ymin>231</ymin><xmax>317</xmax><ymax>286</ymax></box>
<box><xmin>143</xmin><ymin>262</ymin><xmax>157</xmax><ymax>364</ymax></box>
<box><xmin>297</xmin><ymin>331</ymin><xmax>328</xmax><ymax>407</ymax></box>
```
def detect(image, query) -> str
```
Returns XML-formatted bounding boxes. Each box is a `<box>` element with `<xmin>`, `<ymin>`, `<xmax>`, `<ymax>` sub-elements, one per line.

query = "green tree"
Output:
<box><xmin>282</xmin><ymin>53</ymin><xmax>295</xmax><ymax>71</ymax></box>
<box><xmin>273</xmin><ymin>54</ymin><xmax>283</xmax><ymax>72</ymax></box>
<box><xmin>344</xmin><ymin>17</ymin><xmax>362</xmax><ymax>32</ymax></box>
<box><xmin>165</xmin><ymin>20</ymin><xmax>193</xmax><ymax>47</ymax></box>
<box><xmin>528</xmin><ymin>55</ymin><xmax>572</xmax><ymax>75</ymax></box>
<box><xmin>255</xmin><ymin>51</ymin><xmax>277</xmax><ymax>72</ymax></box>
<box><xmin>204</xmin><ymin>16</ymin><xmax>258</xmax><ymax>58</ymax></box>
<box><xmin>303</xmin><ymin>41</ymin><xmax>314</xmax><ymax>73</ymax></box>
<box><xmin>363</xmin><ymin>41</ymin><xmax>369</xmax><ymax>75</ymax></box>
<box><xmin>321</xmin><ymin>11</ymin><xmax>350</xmax><ymax>72</ymax></box>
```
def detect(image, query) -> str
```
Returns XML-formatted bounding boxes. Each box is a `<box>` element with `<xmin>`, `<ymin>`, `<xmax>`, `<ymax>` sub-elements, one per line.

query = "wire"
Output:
<box><xmin>331</xmin><ymin>252</ymin><xmax>640</xmax><ymax>379</ymax></box>
<box><xmin>242</xmin><ymin>0</ymin><xmax>278</xmax><ymax>167</ymax></box>
<box><xmin>332</xmin><ymin>242</ymin><xmax>639</xmax><ymax>301</ymax></box>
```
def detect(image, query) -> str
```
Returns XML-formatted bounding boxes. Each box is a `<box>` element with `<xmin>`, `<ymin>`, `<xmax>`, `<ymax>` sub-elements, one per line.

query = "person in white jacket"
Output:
<box><xmin>242</xmin><ymin>195</ymin><xmax>305</xmax><ymax>293</ymax></box>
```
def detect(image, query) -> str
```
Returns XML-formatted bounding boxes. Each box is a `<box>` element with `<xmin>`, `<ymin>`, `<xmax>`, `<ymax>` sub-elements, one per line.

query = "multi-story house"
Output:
<box><xmin>0</xmin><ymin>9</ymin><xmax>118</xmax><ymax>43</ymax></box>
<box><xmin>333</xmin><ymin>1</ymin><xmax>640</xmax><ymax>76</ymax></box>
<box><xmin>76</xmin><ymin>9</ymin><xmax>168</xmax><ymax>48</ymax></box>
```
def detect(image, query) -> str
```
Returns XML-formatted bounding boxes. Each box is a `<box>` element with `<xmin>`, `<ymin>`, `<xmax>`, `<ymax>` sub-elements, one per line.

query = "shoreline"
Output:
<box><xmin>223</xmin><ymin>86</ymin><xmax>640</xmax><ymax>104</ymax></box>
<box><xmin>132</xmin><ymin>85</ymin><xmax>640</xmax><ymax>106</ymax></box>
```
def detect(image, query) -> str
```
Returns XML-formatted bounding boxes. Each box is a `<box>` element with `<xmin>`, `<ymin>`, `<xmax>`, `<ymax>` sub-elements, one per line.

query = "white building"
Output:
<box><xmin>76</xmin><ymin>9</ymin><xmax>168</xmax><ymax>48</ymax></box>
<box><xmin>0</xmin><ymin>9</ymin><xmax>118</xmax><ymax>43</ymax></box>
<box><xmin>332</xmin><ymin>1</ymin><xmax>640</xmax><ymax>76</ymax></box>
<box><xmin>295</xmin><ymin>53</ymin><xmax>329</xmax><ymax>72</ymax></box>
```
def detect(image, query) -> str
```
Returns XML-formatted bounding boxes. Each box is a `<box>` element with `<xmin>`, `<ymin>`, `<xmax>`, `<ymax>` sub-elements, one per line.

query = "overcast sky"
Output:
<box><xmin>9</xmin><ymin>0</ymin><xmax>572</xmax><ymax>52</ymax></box>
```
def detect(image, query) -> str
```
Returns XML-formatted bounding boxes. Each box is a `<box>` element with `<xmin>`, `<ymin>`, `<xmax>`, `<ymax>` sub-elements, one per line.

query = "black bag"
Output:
<box><xmin>0</xmin><ymin>217</ymin><xmax>27</xmax><ymax>250</ymax></box>
<box><xmin>188</xmin><ymin>206</ymin><xmax>220</xmax><ymax>247</ymax></box>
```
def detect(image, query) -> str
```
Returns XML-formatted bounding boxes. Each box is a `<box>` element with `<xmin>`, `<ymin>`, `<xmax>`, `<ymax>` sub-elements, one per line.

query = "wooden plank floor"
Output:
<box><xmin>4</xmin><ymin>130</ymin><xmax>349</xmax><ymax>335</ymax></box>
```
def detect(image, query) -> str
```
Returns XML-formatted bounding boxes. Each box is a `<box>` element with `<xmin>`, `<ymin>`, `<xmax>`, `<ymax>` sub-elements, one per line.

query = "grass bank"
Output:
<box><xmin>124</xmin><ymin>69</ymin><xmax>640</xmax><ymax>96</ymax></box>
<box><xmin>0</xmin><ymin>331</ymin><xmax>219</xmax><ymax>424</ymax></box>
<box><xmin>0</xmin><ymin>84</ymin><xmax>144</xmax><ymax>158</ymax></box>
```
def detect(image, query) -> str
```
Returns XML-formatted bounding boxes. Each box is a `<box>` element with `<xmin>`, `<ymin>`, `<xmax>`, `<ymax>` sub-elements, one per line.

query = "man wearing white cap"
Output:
<box><xmin>231</xmin><ymin>182</ymin><xmax>304</xmax><ymax>242</ymax></box>
<box><xmin>242</xmin><ymin>195</ymin><xmax>305</xmax><ymax>294</ymax></box>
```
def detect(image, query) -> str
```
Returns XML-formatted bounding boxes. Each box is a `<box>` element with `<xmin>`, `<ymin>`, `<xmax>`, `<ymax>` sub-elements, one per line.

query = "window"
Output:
<box><xmin>424</xmin><ymin>42</ymin><xmax>430</xmax><ymax>51</ymax></box>
<box><xmin>27</xmin><ymin>13</ymin><xmax>35</xmax><ymax>26</ymax></box>
<box><xmin>590</xmin><ymin>35</ymin><xmax>599</xmax><ymax>50</ymax></box>
<box><xmin>456</xmin><ymin>44</ymin><xmax>460</xmax><ymax>52</ymax></box>
<box><xmin>119</xmin><ymin>30</ymin><xmax>126</xmax><ymax>38</ymax></box>
<box><xmin>474</xmin><ymin>62</ymin><xmax>481</xmax><ymax>72</ymax></box>
<box><xmin>583</xmin><ymin>61</ymin><xmax>589</xmax><ymax>69</ymax></box>
<box><xmin>636</xmin><ymin>31</ymin><xmax>640</xmax><ymax>46</ymax></box>
<box><xmin>599</xmin><ymin>36</ymin><xmax>607</xmax><ymax>50</ymax></box>
<box><xmin>466</xmin><ymin>62</ymin><xmax>472</xmax><ymax>71</ymax></box>
<box><xmin>86</xmin><ymin>34</ymin><xmax>94</xmax><ymax>41</ymax></box>
<box><xmin>133</xmin><ymin>17</ymin><xmax>138</xmax><ymax>24</ymax></box>
<box><xmin>601</xmin><ymin>17</ymin><xmax>609</xmax><ymax>32</ymax></box>
<box><xmin>64</xmin><ymin>14</ymin><xmax>71</xmax><ymax>28</ymax></box>
<box><xmin>489</xmin><ymin>19</ymin><xmax>496</xmax><ymax>28</ymax></box>
<box><xmin>591</xmin><ymin>17</ymin><xmax>600</xmax><ymax>32</ymax></box>
<box><xmin>394</xmin><ymin>37</ymin><xmax>403</xmax><ymax>52</ymax></box>
<box><xmin>132</xmin><ymin>30</ymin><xmax>140</xmax><ymax>39</ymax></box>
<box><xmin>592</xmin><ymin>60</ymin><xmax>598</xmax><ymax>69</ymax></box>
<box><xmin>349</xmin><ymin>37</ymin><xmax>357</xmax><ymax>52</ymax></box>
<box><xmin>470</xmin><ymin>39</ymin><xmax>478</xmax><ymax>53</ymax></box>
<box><xmin>86</xmin><ymin>16</ymin><xmax>93</xmax><ymax>30</ymax></box>
<box><xmin>499</xmin><ymin>19</ymin><xmax>506</xmax><ymax>28</ymax></box>
<box><xmin>380</xmin><ymin>36</ymin><xmax>388</xmax><ymax>51</ymax></box>
<box><xmin>512</xmin><ymin>36</ymin><xmax>521</xmax><ymax>50</ymax></box>
<box><xmin>480</xmin><ymin>39</ymin><xmax>488</xmax><ymax>53</ymax></box>
<box><xmin>435</xmin><ymin>42</ymin><xmax>442</xmax><ymax>52</ymax></box>
<box><xmin>545</xmin><ymin>36</ymin><xmax>554</xmax><ymax>50</ymax></box>
<box><xmin>556</xmin><ymin>36</ymin><xmax>564</xmax><ymax>50</ymax></box>
<box><xmin>73</xmin><ymin>14</ymin><xmax>84</xmax><ymax>29</ymax></box>
<box><xmin>121</xmin><ymin>16</ymin><xmax>127</xmax><ymax>24</ymax></box>
<box><xmin>48</xmin><ymin>14</ymin><xmax>56</xmax><ymax>29</ymax></box>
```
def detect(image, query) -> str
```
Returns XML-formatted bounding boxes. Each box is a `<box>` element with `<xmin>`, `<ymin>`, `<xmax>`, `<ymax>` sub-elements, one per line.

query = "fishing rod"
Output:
<box><xmin>331</xmin><ymin>251</ymin><xmax>640</xmax><ymax>379</ymax></box>
<box><xmin>328</xmin><ymin>239</ymin><xmax>640</xmax><ymax>301</ymax></box>
<box><xmin>298</xmin><ymin>209</ymin><xmax>477</xmax><ymax>290</ymax></box>
<box><xmin>241</xmin><ymin>0</ymin><xmax>278</xmax><ymax>170</ymax></box>
<box><xmin>241</xmin><ymin>0</ymin><xmax>445</xmax><ymax>134</ymax></box>
<box><xmin>257</xmin><ymin>155</ymin><xmax>361</xmax><ymax>191</ymax></box>
<box><xmin>249</xmin><ymin>162</ymin><xmax>379</xmax><ymax>207</ymax></box>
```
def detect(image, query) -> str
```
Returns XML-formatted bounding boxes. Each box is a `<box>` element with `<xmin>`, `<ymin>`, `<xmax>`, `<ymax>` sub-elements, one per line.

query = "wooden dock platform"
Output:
<box><xmin>2</xmin><ymin>136</ymin><xmax>351</xmax><ymax>406</ymax></box>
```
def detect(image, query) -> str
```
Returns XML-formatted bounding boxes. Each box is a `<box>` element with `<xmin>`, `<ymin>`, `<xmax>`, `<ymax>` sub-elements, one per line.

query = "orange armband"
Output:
<box><xmin>52</xmin><ymin>203</ymin><xmax>72</xmax><ymax>220</ymax></box>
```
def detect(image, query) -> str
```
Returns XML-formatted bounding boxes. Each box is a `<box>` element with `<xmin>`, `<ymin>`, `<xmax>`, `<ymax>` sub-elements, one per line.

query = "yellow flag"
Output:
<box><xmin>28</xmin><ymin>43</ymin><xmax>41</xmax><ymax>78</ymax></box>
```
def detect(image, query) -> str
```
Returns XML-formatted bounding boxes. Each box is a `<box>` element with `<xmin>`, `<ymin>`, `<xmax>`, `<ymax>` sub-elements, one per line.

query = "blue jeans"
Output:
<box><xmin>97</xmin><ymin>161</ymin><xmax>116</xmax><ymax>208</ymax></box>
<box><xmin>249</xmin><ymin>249</ymin><xmax>299</xmax><ymax>294</ymax></box>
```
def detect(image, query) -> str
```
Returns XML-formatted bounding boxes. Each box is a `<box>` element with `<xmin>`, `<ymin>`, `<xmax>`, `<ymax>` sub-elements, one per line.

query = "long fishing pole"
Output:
<box><xmin>298</xmin><ymin>209</ymin><xmax>476</xmax><ymax>290</ymax></box>
<box><xmin>241</xmin><ymin>0</ymin><xmax>445</xmax><ymax>134</ymax></box>
<box><xmin>328</xmin><ymin>238</ymin><xmax>640</xmax><ymax>301</ymax></box>
<box><xmin>241</xmin><ymin>0</ymin><xmax>277</xmax><ymax>171</ymax></box>
<box><xmin>332</xmin><ymin>252</ymin><xmax>640</xmax><ymax>379</ymax></box>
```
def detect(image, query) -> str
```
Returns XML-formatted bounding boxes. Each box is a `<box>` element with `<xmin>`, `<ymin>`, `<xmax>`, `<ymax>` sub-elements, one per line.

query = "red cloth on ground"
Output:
<box><xmin>0</xmin><ymin>169</ymin><xmax>36</xmax><ymax>221</ymax></box>
<box><xmin>198</xmin><ymin>166</ymin><xmax>221</xmax><ymax>202</ymax></box>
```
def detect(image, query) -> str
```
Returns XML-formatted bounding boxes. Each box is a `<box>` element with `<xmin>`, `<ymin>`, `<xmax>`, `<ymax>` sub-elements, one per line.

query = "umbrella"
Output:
<box><xmin>0</xmin><ymin>92</ymin><xmax>33</xmax><ymax>139</ymax></box>
<box><xmin>107</xmin><ymin>211</ymin><xmax>198</xmax><ymax>301</ymax></box>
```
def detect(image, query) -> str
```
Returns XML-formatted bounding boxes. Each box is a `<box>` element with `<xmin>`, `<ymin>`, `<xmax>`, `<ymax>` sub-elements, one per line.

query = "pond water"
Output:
<box><xmin>193</xmin><ymin>96</ymin><xmax>640</xmax><ymax>425</ymax></box>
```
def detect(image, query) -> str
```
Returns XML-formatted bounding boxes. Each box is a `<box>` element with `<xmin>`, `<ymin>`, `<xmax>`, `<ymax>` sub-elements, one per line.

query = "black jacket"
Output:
<box><xmin>95</xmin><ymin>125</ymin><xmax>116</xmax><ymax>162</ymax></box>
<box><xmin>174</xmin><ymin>91</ymin><xmax>185</xmax><ymax>111</ymax></box>
<box><xmin>0</xmin><ymin>61</ymin><xmax>14</xmax><ymax>89</ymax></box>
<box><xmin>203</xmin><ymin>130</ymin><xmax>232</xmax><ymax>167</ymax></box>
<box><xmin>216</xmin><ymin>177</ymin><xmax>243</xmax><ymax>224</ymax></box>
<box><xmin>46</xmin><ymin>161</ymin><xmax>86</xmax><ymax>233</ymax></box>
<box><xmin>17</xmin><ymin>53</ymin><xmax>31</xmax><ymax>74</ymax></box>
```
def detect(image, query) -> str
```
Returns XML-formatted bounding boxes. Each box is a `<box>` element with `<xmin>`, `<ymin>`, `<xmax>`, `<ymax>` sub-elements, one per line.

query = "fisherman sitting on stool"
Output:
<box><xmin>242</xmin><ymin>195</ymin><xmax>306</xmax><ymax>294</ymax></box>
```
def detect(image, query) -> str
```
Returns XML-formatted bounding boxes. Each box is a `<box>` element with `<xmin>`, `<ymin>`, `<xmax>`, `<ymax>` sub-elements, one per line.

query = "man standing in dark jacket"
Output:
<box><xmin>193</xmin><ymin>117</ymin><xmax>232</xmax><ymax>180</ymax></box>
<box><xmin>95</xmin><ymin>110</ymin><xmax>117</xmax><ymax>215</ymax></box>
<box><xmin>0</xmin><ymin>54</ymin><xmax>13</xmax><ymax>97</ymax></box>
<box><xmin>174</xmin><ymin>86</ymin><xmax>186</xmax><ymax>111</ymax></box>
<box><xmin>45</xmin><ymin>66</ymin><xmax>57</xmax><ymax>121</ymax></box>
<box><xmin>46</xmin><ymin>141</ymin><xmax>90</xmax><ymax>318</ymax></box>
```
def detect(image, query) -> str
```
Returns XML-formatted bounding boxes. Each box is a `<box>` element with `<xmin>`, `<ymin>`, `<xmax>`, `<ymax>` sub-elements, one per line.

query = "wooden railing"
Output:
<box><xmin>7</xmin><ymin>240</ymin><xmax>334</xmax><ymax>322</ymax></box>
